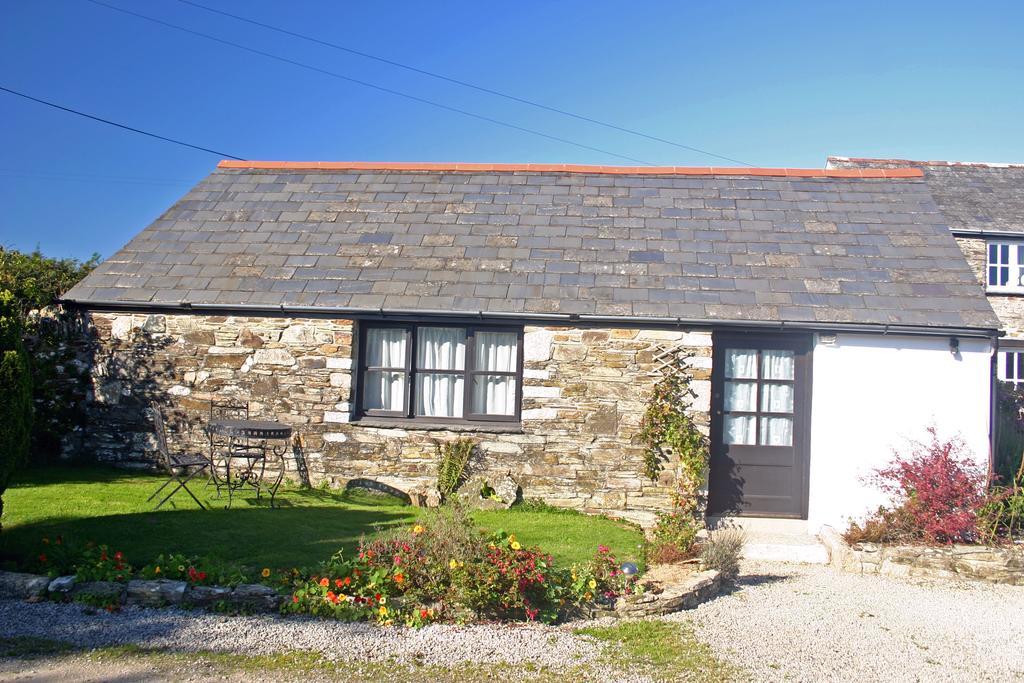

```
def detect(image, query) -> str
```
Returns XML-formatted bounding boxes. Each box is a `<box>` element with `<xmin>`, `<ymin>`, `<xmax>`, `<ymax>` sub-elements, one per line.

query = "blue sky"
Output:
<box><xmin>2</xmin><ymin>1</ymin><xmax>1023</xmax><ymax>261</ymax></box>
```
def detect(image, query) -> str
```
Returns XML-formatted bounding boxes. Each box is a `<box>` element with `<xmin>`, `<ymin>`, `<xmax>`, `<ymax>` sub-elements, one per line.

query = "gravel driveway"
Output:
<box><xmin>676</xmin><ymin>560</ymin><xmax>1024</xmax><ymax>682</ymax></box>
<box><xmin>1</xmin><ymin>561</ymin><xmax>1022</xmax><ymax>681</ymax></box>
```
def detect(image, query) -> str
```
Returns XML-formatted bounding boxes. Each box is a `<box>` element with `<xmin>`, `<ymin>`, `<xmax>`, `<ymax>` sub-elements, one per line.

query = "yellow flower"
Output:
<box><xmin>378</xmin><ymin>606</ymin><xmax>388</xmax><ymax>616</ymax></box>
<box><xmin>588</xmin><ymin>578</ymin><xmax>597</xmax><ymax>589</ymax></box>
<box><xmin>449</xmin><ymin>559</ymin><xmax>458</xmax><ymax>570</ymax></box>
<box><xmin>154</xmin><ymin>566</ymin><xmax>161</xmax><ymax>575</ymax></box>
<box><xmin>511</xmin><ymin>541</ymin><xmax>522</xmax><ymax>551</ymax></box>
<box><xmin>412</xmin><ymin>524</ymin><xmax>425</xmax><ymax>534</ymax></box>
<box><xmin>261</xmin><ymin>568</ymin><xmax>271</xmax><ymax>578</ymax></box>
<box><xmin>571</xmin><ymin>572</ymin><xmax>577</xmax><ymax>581</ymax></box>
<box><xmin>584</xmin><ymin>592</ymin><xmax>592</xmax><ymax>600</ymax></box>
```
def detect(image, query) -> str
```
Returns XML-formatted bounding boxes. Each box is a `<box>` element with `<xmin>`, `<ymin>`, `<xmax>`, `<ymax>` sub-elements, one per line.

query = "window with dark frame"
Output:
<box><xmin>357</xmin><ymin>323</ymin><xmax>522</xmax><ymax>423</ymax></box>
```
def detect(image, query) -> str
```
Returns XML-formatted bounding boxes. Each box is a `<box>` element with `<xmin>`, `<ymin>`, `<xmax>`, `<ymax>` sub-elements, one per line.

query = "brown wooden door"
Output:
<box><xmin>708</xmin><ymin>333</ymin><xmax>812</xmax><ymax>518</ymax></box>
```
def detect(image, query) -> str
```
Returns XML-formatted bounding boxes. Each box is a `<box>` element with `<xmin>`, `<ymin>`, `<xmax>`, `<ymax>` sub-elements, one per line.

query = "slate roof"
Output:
<box><xmin>829</xmin><ymin>157</ymin><xmax>1024</xmax><ymax>234</ymax></box>
<box><xmin>64</xmin><ymin>161</ymin><xmax>1000</xmax><ymax>332</ymax></box>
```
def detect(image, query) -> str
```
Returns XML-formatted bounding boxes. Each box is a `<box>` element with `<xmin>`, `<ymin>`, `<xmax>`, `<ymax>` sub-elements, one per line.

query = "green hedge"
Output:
<box><xmin>0</xmin><ymin>290</ymin><xmax>32</xmax><ymax>531</ymax></box>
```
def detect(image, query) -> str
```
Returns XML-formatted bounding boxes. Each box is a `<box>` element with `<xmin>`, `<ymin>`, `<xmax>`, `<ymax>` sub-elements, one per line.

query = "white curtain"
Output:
<box><xmin>363</xmin><ymin>328</ymin><xmax>407</xmax><ymax>411</ymax></box>
<box><xmin>725</xmin><ymin>349</ymin><xmax>758</xmax><ymax>379</ymax></box>
<box><xmin>472</xmin><ymin>331</ymin><xmax>517</xmax><ymax>415</ymax></box>
<box><xmin>724</xmin><ymin>415</ymin><xmax>756</xmax><ymax>445</ymax></box>
<box><xmin>762</xmin><ymin>350</ymin><xmax>794</xmax><ymax>380</ymax></box>
<box><xmin>760</xmin><ymin>383</ymin><xmax>793</xmax><ymax>413</ymax></box>
<box><xmin>416</xmin><ymin>327</ymin><xmax>465</xmax><ymax>418</ymax></box>
<box><xmin>724</xmin><ymin>381</ymin><xmax>757</xmax><ymax>412</ymax></box>
<box><xmin>760</xmin><ymin>417</ymin><xmax>793</xmax><ymax>446</ymax></box>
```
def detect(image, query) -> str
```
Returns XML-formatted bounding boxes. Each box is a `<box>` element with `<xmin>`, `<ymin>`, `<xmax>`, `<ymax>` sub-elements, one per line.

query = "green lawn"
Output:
<box><xmin>0</xmin><ymin>467</ymin><xmax>643</xmax><ymax>571</ymax></box>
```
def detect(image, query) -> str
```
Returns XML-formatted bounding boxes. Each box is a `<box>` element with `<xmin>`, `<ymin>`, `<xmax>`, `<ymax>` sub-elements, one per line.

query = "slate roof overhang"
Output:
<box><xmin>63</xmin><ymin>161</ymin><xmax>1001</xmax><ymax>338</ymax></box>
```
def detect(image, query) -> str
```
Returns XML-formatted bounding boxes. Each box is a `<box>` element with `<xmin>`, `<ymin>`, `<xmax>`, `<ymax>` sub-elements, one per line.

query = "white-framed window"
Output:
<box><xmin>987</xmin><ymin>242</ymin><xmax>1024</xmax><ymax>292</ymax></box>
<box><xmin>999</xmin><ymin>350</ymin><xmax>1024</xmax><ymax>385</ymax></box>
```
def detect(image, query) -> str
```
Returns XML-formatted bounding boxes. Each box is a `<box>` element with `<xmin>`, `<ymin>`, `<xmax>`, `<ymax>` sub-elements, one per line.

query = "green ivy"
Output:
<box><xmin>638</xmin><ymin>350</ymin><xmax>710</xmax><ymax>559</ymax></box>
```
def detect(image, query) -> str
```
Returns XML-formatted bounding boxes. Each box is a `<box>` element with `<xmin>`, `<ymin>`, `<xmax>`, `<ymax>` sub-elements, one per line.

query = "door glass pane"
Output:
<box><xmin>724</xmin><ymin>381</ymin><xmax>757</xmax><ymax>412</ymax></box>
<box><xmin>366</xmin><ymin>328</ymin><xmax>408</xmax><ymax>368</ymax></box>
<box><xmin>762</xmin><ymin>350</ymin><xmax>794</xmax><ymax>379</ymax></box>
<box><xmin>724</xmin><ymin>415</ymin><xmax>756</xmax><ymax>445</ymax></box>
<box><xmin>725</xmin><ymin>349</ymin><xmax>757</xmax><ymax>379</ymax></box>
<box><xmin>759</xmin><ymin>417</ymin><xmax>793</xmax><ymax>446</ymax></box>
<box><xmin>472</xmin><ymin>375</ymin><xmax>517</xmax><ymax>416</ymax></box>
<box><xmin>475</xmin><ymin>331</ymin><xmax>518</xmax><ymax>372</ymax></box>
<box><xmin>760</xmin><ymin>383</ymin><xmax>794</xmax><ymax>413</ymax></box>
<box><xmin>363</xmin><ymin>370</ymin><xmax>405</xmax><ymax>411</ymax></box>
<box><xmin>415</xmin><ymin>373</ymin><xmax>464</xmax><ymax>418</ymax></box>
<box><xmin>416</xmin><ymin>327</ymin><xmax>466</xmax><ymax>370</ymax></box>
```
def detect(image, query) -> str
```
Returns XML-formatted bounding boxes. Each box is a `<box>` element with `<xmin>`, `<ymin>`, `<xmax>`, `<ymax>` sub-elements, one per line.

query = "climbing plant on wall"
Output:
<box><xmin>638</xmin><ymin>349</ymin><xmax>710</xmax><ymax>561</ymax></box>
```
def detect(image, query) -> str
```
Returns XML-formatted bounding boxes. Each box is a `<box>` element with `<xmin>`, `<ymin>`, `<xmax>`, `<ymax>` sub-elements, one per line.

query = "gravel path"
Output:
<box><xmin>0</xmin><ymin>600</ymin><xmax>597</xmax><ymax>670</ymax></box>
<box><xmin>674</xmin><ymin>560</ymin><xmax>1024</xmax><ymax>682</ymax></box>
<box><xmin>2</xmin><ymin>562</ymin><xmax>1022</xmax><ymax>681</ymax></box>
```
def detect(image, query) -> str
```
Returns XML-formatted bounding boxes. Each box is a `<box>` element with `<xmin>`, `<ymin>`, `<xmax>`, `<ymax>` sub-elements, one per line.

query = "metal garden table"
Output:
<box><xmin>208</xmin><ymin>419</ymin><xmax>292</xmax><ymax>508</ymax></box>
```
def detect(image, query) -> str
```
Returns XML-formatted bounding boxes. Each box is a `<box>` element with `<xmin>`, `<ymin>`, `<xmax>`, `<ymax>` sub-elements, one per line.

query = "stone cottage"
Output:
<box><xmin>63</xmin><ymin>161</ymin><xmax>999</xmax><ymax>530</ymax></box>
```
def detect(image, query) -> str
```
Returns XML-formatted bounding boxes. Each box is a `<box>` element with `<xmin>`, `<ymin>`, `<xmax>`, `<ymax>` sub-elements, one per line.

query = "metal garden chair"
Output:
<box><xmin>147</xmin><ymin>401</ymin><xmax>210</xmax><ymax>510</ymax></box>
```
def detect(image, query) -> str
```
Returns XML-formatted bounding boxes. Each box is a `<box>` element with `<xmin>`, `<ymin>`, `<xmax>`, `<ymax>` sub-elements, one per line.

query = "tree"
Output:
<box><xmin>0</xmin><ymin>290</ymin><xmax>32</xmax><ymax>532</ymax></box>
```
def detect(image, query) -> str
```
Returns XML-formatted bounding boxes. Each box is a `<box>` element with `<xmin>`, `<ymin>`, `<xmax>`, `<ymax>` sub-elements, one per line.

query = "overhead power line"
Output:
<box><xmin>84</xmin><ymin>0</ymin><xmax>655</xmax><ymax>166</ymax></box>
<box><xmin>0</xmin><ymin>85</ymin><xmax>245</xmax><ymax>160</ymax></box>
<box><xmin>175</xmin><ymin>0</ymin><xmax>754</xmax><ymax>167</ymax></box>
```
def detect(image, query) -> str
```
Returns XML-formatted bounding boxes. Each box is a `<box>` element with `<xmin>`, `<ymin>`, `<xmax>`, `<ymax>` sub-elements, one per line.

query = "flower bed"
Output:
<box><xmin>0</xmin><ymin>506</ymin><xmax>725</xmax><ymax>623</ymax></box>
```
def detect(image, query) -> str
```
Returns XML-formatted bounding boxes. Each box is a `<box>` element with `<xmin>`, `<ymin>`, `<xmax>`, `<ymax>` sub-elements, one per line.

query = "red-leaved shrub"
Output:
<box><xmin>854</xmin><ymin>427</ymin><xmax>986</xmax><ymax>545</ymax></box>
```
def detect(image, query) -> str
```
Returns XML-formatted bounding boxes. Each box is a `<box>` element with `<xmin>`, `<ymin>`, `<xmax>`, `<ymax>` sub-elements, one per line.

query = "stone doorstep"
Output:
<box><xmin>707</xmin><ymin>516</ymin><xmax>830</xmax><ymax>565</ymax></box>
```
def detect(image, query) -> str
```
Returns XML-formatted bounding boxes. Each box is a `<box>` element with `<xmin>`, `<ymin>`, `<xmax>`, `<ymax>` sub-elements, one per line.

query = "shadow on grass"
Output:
<box><xmin>7</xmin><ymin>466</ymin><xmax>157</xmax><ymax>489</ymax></box>
<box><xmin>0</xmin><ymin>505</ymin><xmax>414</xmax><ymax>571</ymax></box>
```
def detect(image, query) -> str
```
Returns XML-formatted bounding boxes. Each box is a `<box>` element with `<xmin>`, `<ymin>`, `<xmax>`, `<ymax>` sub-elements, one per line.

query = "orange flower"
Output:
<box><xmin>343</xmin><ymin>576</ymin><xmax>351</xmax><ymax>586</ymax></box>
<box><xmin>335</xmin><ymin>579</ymin><xmax>344</xmax><ymax>588</ymax></box>
<box><xmin>326</xmin><ymin>591</ymin><xmax>338</xmax><ymax>604</ymax></box>
<box><xmin>292</xmin><ymin>595</ymin><xmax>300</xmax><ymax>604</ymax></box>
<box><xmin>319</xmin><ymin>577</ymin><xmax>329</xmax><ymax>587</ymax></box>
<box><xmin>393</xmin><ymin>573</ymin><xmax>405</xmax><ymax>584</ymax></box>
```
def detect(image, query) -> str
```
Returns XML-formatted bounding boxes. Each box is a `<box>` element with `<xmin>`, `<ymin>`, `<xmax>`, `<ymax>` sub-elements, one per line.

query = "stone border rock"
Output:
<box><xmin>0</xmin><ymin>571</ymin><xmax>282</xmax><ymax>612</ymax></box>
<box><xmin>820</xmin><ymin>525</ymin><xmax>1024</xmax><ymax>585</ymax></box>
<box><xmin>575</xmin><ymin>569</ymin><xmax>722</xmax><ymax>619</ymax></box>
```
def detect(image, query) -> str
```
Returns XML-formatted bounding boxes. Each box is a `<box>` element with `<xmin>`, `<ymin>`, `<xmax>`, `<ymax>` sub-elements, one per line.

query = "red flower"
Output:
<box><xmin>114</xmin><ymin>551</ymin><xmax>124</xmax><ymax>561</ymax></box>
<box><xmin>374</xmin><ymin>593</ymin><xmax>382</xmax><ymax>602</ymax></box>
<box><xmin>326</xmin><ymin>591</ymin><xmax>338</xmax><ymax>604</ymax></box>
<box><xmin>38</xmin><ymin>553</ymin><xmax>47</xmax><ymax>563</ymax></box>
<box><xmin>420</xmin><ymin>609</ymin><xmax>429</xmax><ymax>619</ymax></box>
<box><xmin>198</xmin><ymin>572</ymin><xmax>207</xmax><ymax>581</ymax></box>
<box><xmin>292</xmin><ymin>595</ymin><xmax>300</xmax><ymax>603</ymax></box>
<box><xmin>319</xmin><ymin>578</ymin><xmax>330</xmax><ymax>587</ymax></box>
<box><xmin>335</xmin><ymin>579</ymin><xmax>344</xmax><ymax>588</ymax></box>
<box><xmin>343</xmin><ymin>576</ymin><xmax>351</xmax><ymax>586</ymax></box>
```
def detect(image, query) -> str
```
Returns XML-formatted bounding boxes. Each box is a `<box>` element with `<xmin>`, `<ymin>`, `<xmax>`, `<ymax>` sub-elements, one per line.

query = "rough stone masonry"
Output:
<box><xmin>80</xmin><ymin>312</ymin><xmax>711</xmax><ymax>526</ymax></box>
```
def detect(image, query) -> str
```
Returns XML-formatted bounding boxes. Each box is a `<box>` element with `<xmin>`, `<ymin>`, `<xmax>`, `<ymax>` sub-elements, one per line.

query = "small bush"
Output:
<box><xmin>0</xmin><ymin>290</ymin><xmax>32</xmax><ymax>533</ymax></box>
<box><xmin>74</xmin><ymin>544</ymin><xmax>132</xmax><ymax>583</ymax></box>
<box><xmin>700</xmin><ymin>527</ymin><xmax>745</xmax><ymax>581</ymax></box>
<box><xmin>847</xmin><ymin>427</ymin><xmax>986</xmax><ymax>545</ymax></box>
<box><xmin>435</xmin><ymin>438</ymin><xmax>476</xmax><ymax>501</ymax></box>
<box><xmin>647</xmin><ymin>510</ymin><xmax>700</xmax><ymax>564</ymax></box>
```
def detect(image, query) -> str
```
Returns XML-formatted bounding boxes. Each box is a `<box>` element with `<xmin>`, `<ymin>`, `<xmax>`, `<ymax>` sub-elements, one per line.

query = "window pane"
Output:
<box><xmin>1002</xmin><ymin>244</ymin><xmax>1010</xmax><ymax>262</ymax></box>
<box><xmin>724</xmin><ymin>415</ymin><xmax>756</xmax><ymax>445</ymax></box>
<box><xmin>989</xmin><ymin>266</ymin><xmax>1000</xmax><ymax>286</ymax></box>
<box><xmin>1001</xmin><ymin>266</ymin><xmax>1010</xmax><ymax>286</ymax></box>
<box><xmin>762</xmin><ymin>350</ymin><xmax>794</xmax><ymax>379</ymax></box>
<box><xmin>417</xmin><ymin>327</ymin><xmax>465</xmax><ymax>371</ymax></box>
<box><xmin>724</xmin><ymin>381</ymin><xmax>757</xmax><ymax>412</ymax></box>
<box><xmin>759</xmin><ymin>417</ymin><xmax>793</xmax><ymax>446</ymax></box>
<box><xmin>725</xmin><ymin>349</ymin><xmax>757</xmax><ymax>379</ymax></box>
<box><xmin>761</xmin><ymin>383</ymin><xmax>794</xmax><ymax>413</ymax></box>
<box><xmin>472</xmin><ymin>375</ymin><xmax>517</xmax><ymax>416</ymax></box>
<box><xmin>989</xmin><ymin>243</ymin><xmax>998</xmax><ymax>264</ymax></box>
<box><xmin>475</xmin><ymin>331</ymin><xmax>518</xmax><ymax>372</ymax></box>
<box><xmin>1018</xmin><ymin>352</ymin><xmax>1024</xmax><ymax>381</ymax></box>
<box><xmin>363</xmin><ymin>371</ymin><xmax>406</xmax><ymax>411</ymax></box>
<box><xmin>415</xmin><ymin>373</ymin><xmax>464</xmax><ymax>418</ymax></box>
<box><xmin>366</xmin><ymin>328</ymin><xmax>407</xmax><ymax>368</ymax></box>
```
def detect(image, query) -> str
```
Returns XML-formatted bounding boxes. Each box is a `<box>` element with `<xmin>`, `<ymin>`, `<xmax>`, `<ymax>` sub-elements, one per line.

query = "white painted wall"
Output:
<box><xmin>807</xmin><ymin>333</ymin><xmax>992</xmax><ymax>533</ymax></box>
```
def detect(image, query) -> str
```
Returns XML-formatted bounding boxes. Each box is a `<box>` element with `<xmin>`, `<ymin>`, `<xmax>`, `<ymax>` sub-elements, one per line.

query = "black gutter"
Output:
<box><xmin>951</xmin><ymin>229</ymin><xmax>1024</xmax><ymax>240</ymax></box>
<box><xmin>60</xmin><ymin>298</ymin><xmax>1002</xmax><ymax>340</ymax></box>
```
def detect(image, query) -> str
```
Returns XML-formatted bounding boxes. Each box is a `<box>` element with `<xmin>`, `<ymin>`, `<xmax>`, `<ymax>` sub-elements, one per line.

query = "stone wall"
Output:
<box><xmin>956</xmin><ymin>236</ymin><xmax>1024</xmax><ymax>338</ymax></box>
<box><xmin>81</xmin><ymin>312</ymin><xmax>712</xmax><ymax>525</ymax></box>
<box><xmin>820</xmin><ymin>526</ymin><xmax>1024</xmax><ymax>585</ymax></box>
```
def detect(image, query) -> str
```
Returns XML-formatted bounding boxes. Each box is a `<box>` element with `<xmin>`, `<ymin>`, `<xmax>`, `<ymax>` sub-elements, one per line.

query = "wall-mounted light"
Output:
<box><xmin>950</xmin><ymin>336</ymin><xmax>960</xmax><ymax>356</ymax></box>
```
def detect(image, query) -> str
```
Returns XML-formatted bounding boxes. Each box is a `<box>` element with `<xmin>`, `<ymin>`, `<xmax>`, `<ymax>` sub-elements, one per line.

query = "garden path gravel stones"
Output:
<box><xmin>675</xmin><ymin>560</ymin><xmax>1024</xmax><ymax>682</ymax></box>
<box><xmin>0</xmin><ymin>599</ymin><xmax>598</xmax><ymax>669</ymax></box>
